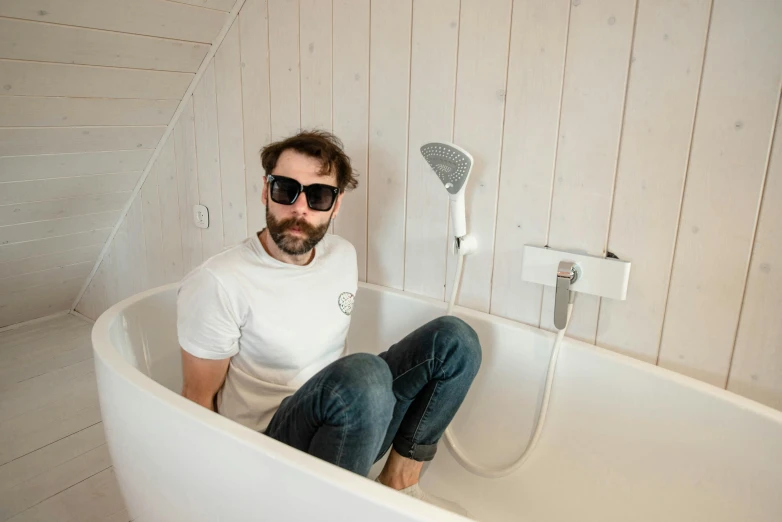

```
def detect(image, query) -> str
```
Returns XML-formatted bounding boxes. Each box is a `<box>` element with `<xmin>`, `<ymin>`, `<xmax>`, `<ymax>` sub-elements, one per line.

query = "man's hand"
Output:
<box><xmin>180</xmin><ymin>348</ymin><xmax>230</xmax><ymax>412</ymax></box>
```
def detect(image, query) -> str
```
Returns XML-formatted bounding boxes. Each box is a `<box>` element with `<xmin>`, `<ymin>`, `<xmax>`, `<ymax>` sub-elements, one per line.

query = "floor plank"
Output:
<box><xmin>6</xmin><ymin>468</ymin><xmax>125</xmax><ymax>522</ymax></box>
<box><xmin>0</xmin><ymin>424</ymin><xmax>105</xmax><ymax>491</ymax></box>
<box><xmin>0</xmin><ymin>445</ymin><xmax>112</xmax><ymax>521</ymax></box>
<box><xmin>0</xmin><ymin>314</ymin><xmax>127</xmax><ymax>521</ymax></box>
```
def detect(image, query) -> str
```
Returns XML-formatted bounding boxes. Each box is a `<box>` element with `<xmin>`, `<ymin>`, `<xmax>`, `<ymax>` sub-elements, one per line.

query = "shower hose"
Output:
<box><xmin>442</xmin><ymin>253</ymin><xmax>573</xmax><ymax>479</ymax></box>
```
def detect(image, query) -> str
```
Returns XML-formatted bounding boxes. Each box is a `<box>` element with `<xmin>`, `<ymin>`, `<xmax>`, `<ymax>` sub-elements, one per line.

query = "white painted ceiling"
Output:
<box><xmin>0</xmin><ymin>0</ymin><xmax>238</xmax><ymax>327</ymax></box>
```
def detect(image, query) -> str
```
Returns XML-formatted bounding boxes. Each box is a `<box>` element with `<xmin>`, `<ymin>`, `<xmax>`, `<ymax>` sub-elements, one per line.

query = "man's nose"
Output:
<box><xmin>291</xmin><ymin>190</ymin><xmax>310</xmax><ymax>215</ymax></box>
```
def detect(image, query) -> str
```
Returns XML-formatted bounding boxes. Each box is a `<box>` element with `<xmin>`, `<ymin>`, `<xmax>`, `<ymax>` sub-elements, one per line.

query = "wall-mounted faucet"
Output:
<box><xmin>555</xmin><ymin>261</ymin><xmax>580</xmax><ymax>329</ymax></box>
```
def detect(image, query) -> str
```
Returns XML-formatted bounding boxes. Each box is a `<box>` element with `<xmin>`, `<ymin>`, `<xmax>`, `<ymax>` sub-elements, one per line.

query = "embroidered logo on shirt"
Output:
<box><xmin>338</xmin><ymin>292</ymin><xmax>354</xmax><ymax>316</ymax></box>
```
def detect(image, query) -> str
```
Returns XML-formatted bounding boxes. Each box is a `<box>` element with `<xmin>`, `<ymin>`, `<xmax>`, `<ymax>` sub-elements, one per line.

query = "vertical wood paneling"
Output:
<box><xmin>366</xmin><ymin>0</ymin><xmax>412</xmax><ymax>290</ymax></box>
<box><xmin>193</xmin><ymin>63</ymin><xmax>226</xmax><ymax>260</ymax></box>
<box><xmin>268</xmin><ymin>0</ymin><xmax>301</xmax><ymax>139</ymax></box>
<box><xmin>128</xmin><ymin>196</ymin><xmax>147</xmax><ymax>295</ymax></box>
<box><xmin>215</xmin><ymin>19</ymin><xmax>249</xmax><ymax>248</ymax></box>
<box><xmin>402</xmin><ymin>0</ymin><xmax>460</xmax><ymax>301</ymax></box>
<box><xmin>141</xmin><ymin>165</ymin><xmax>166</xmax><ymax>289</ymax></box>
<box><xmin>173</xmin><ymin>99</ymin><xmax>203</xmax><ymax>274</ymax></box>
<box><xmin>445</xmin><ymin>0</ymin><xmax>513</xmax><ymax>312</ymax></box>
<box><xmin>155</xmin><ymin>139</ymin><xmax>184</xmax><ymax>284</ymax></box>
<box><xmin>69</xmin><ymin>0</ymin><xmax>782</xmax><ymax>409</ymax></box>
<box><xmin>111</xmin><ymin>208</ymin><xmax>133</xmax><ymax>303</ymax></box>
<box><xmin>489</xmin><ymin>0</ymin><xmax>570</xmax><ymax>325</ymax></box>
<box><xmin>76</xmin><ymin>279</ymin><xmax>96</xmax><ymax>322</ymax></box>
<box><xmin>596</xmin><ymin>0</ymin><xmax>710</xmax><ymax>362</ymax></box>
<box><xmin>540</xmin><ymin>0</ymin><xmax>637</xmax><ymax>341</ymax></box>
<box><xmin>240</xmin><ymin>0</ymin><xmax>272</xmax><ymax>236</ymax></box>
<box><xmin>659</xmin><ymin>1</ymin><xmax>782</xmax><ymax>386</ymax></box>
<box><xmin>333</xmin><ymin>0</ymin><xmax>370</xmax><ymax>282</ymax></box>
<box><xmin>300</xmin><ymin>0</ymin><xmax>333</xmax><ymax>130</ymax></box>
<box><xmin>728</xmin><ymin>99</ymin><xmax>782</xmax><ymax>409</ymax></box>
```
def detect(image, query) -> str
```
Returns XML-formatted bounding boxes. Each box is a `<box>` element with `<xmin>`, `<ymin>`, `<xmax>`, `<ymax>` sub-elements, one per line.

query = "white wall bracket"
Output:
<box><xmin>521</xmin><ymin>245</ymin><xmax>631</xmax><ymax>301</ymax></box>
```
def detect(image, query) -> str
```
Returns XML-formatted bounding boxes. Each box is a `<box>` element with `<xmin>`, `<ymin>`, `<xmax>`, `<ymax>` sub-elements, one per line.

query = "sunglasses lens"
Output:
<box><xmin>271</xmin><ymin>177</ymin><xmax>299</xmax><ymax>205</ymax></box>
<box><xmin>307</xmin><ymin>185</ymin><xmax>336</xmax><ymax>211</ymax></box>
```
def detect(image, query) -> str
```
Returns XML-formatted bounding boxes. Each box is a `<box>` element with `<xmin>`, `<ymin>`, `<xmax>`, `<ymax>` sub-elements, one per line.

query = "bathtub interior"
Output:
<box><xmin>108</xmin><ymin>289</ymin><xmax>183</xmax><ymax>394</ymax></box>
<box><xmin>107</xmin><ymin>284</ymin><xmax>782</xmax><ymax>522</ymax></box>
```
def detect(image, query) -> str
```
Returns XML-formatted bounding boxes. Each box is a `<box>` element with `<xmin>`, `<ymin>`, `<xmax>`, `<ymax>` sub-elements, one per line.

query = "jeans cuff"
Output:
<box><xmin>393</xmin><ymin>436</ymin><xmax>438</xmax><ymax>462</ymax></box>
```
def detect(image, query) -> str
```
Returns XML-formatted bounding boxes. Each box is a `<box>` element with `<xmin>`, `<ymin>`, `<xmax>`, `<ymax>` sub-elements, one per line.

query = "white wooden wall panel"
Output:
<box><xmin>173</xmin><ymin>99</ymin><xmax>204</xmax><ymax>273</ymax></box>
<box><xmin>128</xmin><ymin>196</ymin><xmax>148</xmax><ymax>297</ymax></box>
<box><xmin>446</xmin><ymin>0</ymin><xmax>513</xmax><ymax>312</ymax></box>
<box><xmin>596</xmin><ymin>0</ymin><xmax>710</xmax><ymax>362</ymax></box>
<box><xmin>193</xmin><ymin>63</ymin><xmax>225</xmax><ymax>260</ymax></box>
<box><xmin>240</xmin><ymin>0</ymin><xmax>272</xmax><ymax>236</ymax></box>
<box><xmin>489</xmin><ymin>0</ymin><xmax>570</xmax><ymax>326</ymax></box>
<box><xmin>268</xmin><ymin>0</ymin><xmax>301</xmax><ymax>139</ymax></box>
<box><xmin>0</xmin><ymin>245</ymin><xmax>101</xmax><ymax>280</ymax></box>
<box><xmin>0</xmin><ymin>212</ymin><xmax>119</xmax><ymax>245</ymax></box>
<box><xmin>0</xmin><ymin>127</ymin><xmax>164</xmax><ymax>157</ymax></box>
<box><xmin>154</xmin><ymin>139</ymin><xmax>184</xmax><ymax>283</ymax></box>
<box><xmin>111</xmin><ymin>206</ymin><xmax>134</xmax><ymax>302</ymax></box>
<box><xmin>0</xmin><ymin>60</ymin><xmax>192</xmax><ymax>100</ymax></box>
<box><xmin>333</xmin><ymin>0</ymin><xmax>370</xmax><ymax>282</ymax></box>
<box><xmin>300</xmin><ymin>0</ymin><xmax>332</xmax><ymax>131</ymax></box>
<box><xmin>141</xmin><ymin>164</ymin><xmax>166</xmax><ymax>290</ymax></box>
<box><xmin>0</xmin><ymin>230</ymin><xmax>110</xmax><ymax>265</ymax></box>
<box><xmin>728</xmin><ymin>101</ymin><xmax>782</xmax><ymax>409</ymax></box>
<box><xmin>0</xmin><ymin>278</ymin><xmax>82</xmax><ymax>328</ymax></box>
<box><xmin>0</xmin><ymin>151</ymin><xmax>151</xmax><ymax>182</ymax></box>
<box><xmin>402</xmin><ymin>0</ymin><xmax>459</xmax><ymax>301</ymax></box>
<box><xmin>0</xmin><ymin>193</ymin><xmax>129</xmax><ymax>227</ymax></box>
<box><xmin>366</xmin><ymin>0</ymin><xmax>411</xmax><ymax>290</ymax></box>
<box><xmin>0</xmin><ymin>262</ymin><xmax>92</xmax><ymax>294</ymax></box>
<box><xmin>0</xmin><ymin>18</ymin><xmax>209</xmax><ymax>73</ymax></box>
<box><xmin>658</xmin><ymin>0</ymin><xmax>782</xmax><ymax>386</ymax></box>
<box><xmin>80</xmin><ymin>252</ymin><xmax>107</xmax><ymax>319</ymax></box>
<box><xmin>170</xmin><ymin>0</ymin><xmax>236</xmax><ymax>11</ymax></box>
<box><xmin>215</xmin><ymin>20</ymin><xmax>248</xmax><ymax>248</ymax></box>
<box><xmin>540</xmin><ymin>0</ymin><xmax>637</xmax><ymax>341</ymax></box>
<box><xmin>0</xmin><ymin>172</ymin><xmax>140</xmax><ymax>205</ymax></box>
<box><xmin>75</xmin><ymin>0</ymin><xmax>782</xmax><ymax>410</ymax></box>
<box><xmin>0</xmin><ymin>0</ymin><xmax>228</xmax><ymax>44</ymax></box>
<box><xmin>0</xmin><ymin>97</ymin><xmax>178</xmax><ymax>128</ymax></box>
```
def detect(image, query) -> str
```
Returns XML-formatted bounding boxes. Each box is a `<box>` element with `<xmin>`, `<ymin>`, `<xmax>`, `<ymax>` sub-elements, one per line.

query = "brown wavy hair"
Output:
<box><xmin>260</xmin><ymin>130</ymin><xmax>358</xmax><ymax>193</ymax></box>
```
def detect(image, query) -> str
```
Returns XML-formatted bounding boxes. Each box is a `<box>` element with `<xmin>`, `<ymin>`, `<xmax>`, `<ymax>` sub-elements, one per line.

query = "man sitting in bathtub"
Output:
<box><xmin>176</xmin><ymin>130</ymin><xmax>481</xmax><ymax>518</ymax></box>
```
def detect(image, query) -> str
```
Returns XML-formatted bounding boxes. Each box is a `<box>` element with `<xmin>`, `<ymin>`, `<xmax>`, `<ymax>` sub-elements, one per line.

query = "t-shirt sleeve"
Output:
<box><xmin>177</xmin><ymin>268</ymin><xmax>241</xmax><ymax>360</ymax></box>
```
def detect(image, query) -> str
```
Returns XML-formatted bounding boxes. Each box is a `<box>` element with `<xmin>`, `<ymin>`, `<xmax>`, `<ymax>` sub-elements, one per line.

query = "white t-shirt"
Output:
<box><xmin>177</xmin><ymin>232</ymin><xmax>358</xmax><ymax>432</ymax></box>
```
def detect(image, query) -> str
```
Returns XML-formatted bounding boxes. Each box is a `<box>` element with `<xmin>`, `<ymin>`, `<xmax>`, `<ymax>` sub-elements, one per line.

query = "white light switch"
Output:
<box><xmin>194</xmin><ymin>205</ymin><xmax>209</xmax><ymax>229</ymax></box>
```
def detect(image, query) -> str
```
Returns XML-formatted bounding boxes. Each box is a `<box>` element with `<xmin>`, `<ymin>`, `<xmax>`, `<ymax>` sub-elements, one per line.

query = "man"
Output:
<box><xmin>177</xmin><ymin>130</ymin><xmax>481</xmax><ymax>517</ymax></box>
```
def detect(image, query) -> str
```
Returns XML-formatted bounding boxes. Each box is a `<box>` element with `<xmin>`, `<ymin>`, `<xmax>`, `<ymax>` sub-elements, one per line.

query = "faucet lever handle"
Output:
<box><xmin>555</xmin><ymin>261</ymin><xmax>579</xmax><ymax>330</ymax></box>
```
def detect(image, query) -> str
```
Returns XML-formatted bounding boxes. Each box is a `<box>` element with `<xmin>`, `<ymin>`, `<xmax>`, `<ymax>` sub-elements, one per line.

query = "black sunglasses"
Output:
<box><xmin>266</xmin><ymin>174</ymin><xmax>339</xmax><ymax>212</ymax></box>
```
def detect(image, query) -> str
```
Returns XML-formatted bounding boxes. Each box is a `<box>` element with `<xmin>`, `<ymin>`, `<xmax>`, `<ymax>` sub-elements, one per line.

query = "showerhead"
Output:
<box><xmin>420</xmin><ymin>142</ymin><xmax>473</xmax><ymax>239</ymax></box>
<box><xmin>420</xmin><ymin>142</ymin><xmax>473</xmax><ymax>197</ymax></box>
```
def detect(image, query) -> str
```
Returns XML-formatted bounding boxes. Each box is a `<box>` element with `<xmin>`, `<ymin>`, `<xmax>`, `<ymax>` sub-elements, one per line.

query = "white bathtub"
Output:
<box><xmin>92</xmin><ymin>282</ymin><xmax>782</xmax><ymax>522</ymax></box>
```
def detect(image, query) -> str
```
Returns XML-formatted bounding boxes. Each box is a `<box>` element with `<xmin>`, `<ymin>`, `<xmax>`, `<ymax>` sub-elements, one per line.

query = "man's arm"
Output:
<box><xmin>181</xmin><ymin>348</ymin><xmax>230</xmax><ymax>412</ymax></box>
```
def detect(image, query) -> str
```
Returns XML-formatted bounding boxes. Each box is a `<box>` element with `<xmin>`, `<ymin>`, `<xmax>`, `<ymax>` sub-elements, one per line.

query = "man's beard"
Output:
<box><xmin>265</xmin><ymin>207</ymin><xmax>331</xmax><ymax>256</ymax></box>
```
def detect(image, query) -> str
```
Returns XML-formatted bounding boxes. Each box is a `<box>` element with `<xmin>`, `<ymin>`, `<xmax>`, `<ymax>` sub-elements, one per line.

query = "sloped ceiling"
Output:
<box><xmin>0</xmin><ymin>0</ymin><xmax>239</xmax><ymax>327</ymax></box>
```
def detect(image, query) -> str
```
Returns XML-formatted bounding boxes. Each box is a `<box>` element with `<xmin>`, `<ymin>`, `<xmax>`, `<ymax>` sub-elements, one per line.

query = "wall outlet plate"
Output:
<box><xmin>521</xmin><ymin>245</ymin><xmax>631</xmax><ymax>301</ymax></box>
<box><xmin>194</xmin><ymin>204</ymin><xmax>209</xmax><ymax>229</ymax></box>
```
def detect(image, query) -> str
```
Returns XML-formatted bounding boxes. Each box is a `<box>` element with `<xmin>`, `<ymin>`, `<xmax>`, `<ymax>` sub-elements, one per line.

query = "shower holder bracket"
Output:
<box><xmin>454</xmin><ymin>234</ymin><xmax>478</xmax><ymax>256</ymax></box>
<box><xmin>521</xmin><ymin>245</ymin><xmax>631</xmax><ymax>301</ymax></box>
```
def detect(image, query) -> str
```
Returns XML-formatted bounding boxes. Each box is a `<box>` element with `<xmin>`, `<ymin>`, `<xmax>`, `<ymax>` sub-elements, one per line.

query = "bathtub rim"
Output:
<box><xmin>91</xmin><ymin>281</ymin><xmax>782</xmax><ymax>513</ymax></box>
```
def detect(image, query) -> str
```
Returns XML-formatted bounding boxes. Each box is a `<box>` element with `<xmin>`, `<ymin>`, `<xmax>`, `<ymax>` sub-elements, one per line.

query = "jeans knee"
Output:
<box><xmin>325</xmin><ymin>353</ymin><xmax>394</xmax><ymax>421</ymax></box>
<box><xmin>432</xmin><ymin>316</ymin><xmax>482</xmax><ymax>375</ymax></box>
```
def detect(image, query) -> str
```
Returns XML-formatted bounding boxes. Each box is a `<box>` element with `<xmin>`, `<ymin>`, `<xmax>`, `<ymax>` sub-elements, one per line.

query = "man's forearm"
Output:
<box><xmin>182</xmin><ymin>388</ymin><xmax>217</xmax><ymax>412</ymax></box>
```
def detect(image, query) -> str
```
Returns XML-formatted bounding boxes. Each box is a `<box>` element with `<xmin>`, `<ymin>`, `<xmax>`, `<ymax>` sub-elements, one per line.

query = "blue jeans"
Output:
<box><xmin>264</xmin><ymin>316</ymin><xmax>482</xmax><ymax>476</ymax></box>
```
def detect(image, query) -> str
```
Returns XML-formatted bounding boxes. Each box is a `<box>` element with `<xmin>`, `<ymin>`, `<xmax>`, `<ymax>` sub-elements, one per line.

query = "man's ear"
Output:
<box><xmin>331</xmin><ymin>192</ymin><xmax>345</xmax><ymax>220</ymax></box>
<box><xmin>261</xmin><ymin>176</ymin><xmax>268</xmax><ymax>207</ymax></box>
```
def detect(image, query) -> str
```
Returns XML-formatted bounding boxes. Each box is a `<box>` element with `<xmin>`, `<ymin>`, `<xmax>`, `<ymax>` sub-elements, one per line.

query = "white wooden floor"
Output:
<box><xmin>0</xmin><ymin>314</ymin><xmax>129</xmax><ymax>522</ymax></box>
